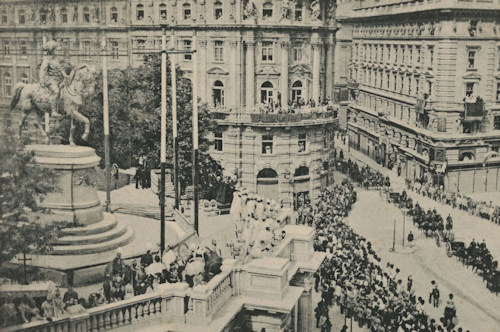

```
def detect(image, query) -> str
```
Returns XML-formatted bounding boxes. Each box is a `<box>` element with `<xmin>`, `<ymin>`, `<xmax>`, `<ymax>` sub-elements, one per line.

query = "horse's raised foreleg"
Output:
<box><xmin>18</xmin><ymin>112</ymin><xmax>28</xmax><ymax>139</ymax></box>
<box><xmin>72</xmin><ymin>110</ymin><xmax>90</xmax><ymax>141</ymax></box>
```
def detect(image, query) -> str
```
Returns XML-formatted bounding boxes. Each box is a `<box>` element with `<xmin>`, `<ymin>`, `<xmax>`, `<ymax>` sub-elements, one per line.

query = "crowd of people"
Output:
<box><xmin>311</xmin><ymin>179</ymin><xmax>466</xmax><ymax>332</ymax></box>
<box><xmin>406</xmin><ymin>179</ymin><xmax>500</xmax><ymax>225</ymax></box>
<box><xmin>229</xmin><ymin>190</ymin><xmax>288</xmax><ymax>260</ymax></box>
<box><xmin>333</xmin><ymin>153</ymin><xmax>389</xmax><ymax>189</ymax></box>
<box><xmin>0</xmin><ymin>283</ymin><xmax>82</xmax><ymax>327</ymax></box>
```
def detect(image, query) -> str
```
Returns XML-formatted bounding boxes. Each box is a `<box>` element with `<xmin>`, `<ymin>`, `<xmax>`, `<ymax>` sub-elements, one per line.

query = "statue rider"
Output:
<box><xmin>39</xmin><ymin>40</ymin><xmax>67</xmax><ymax>117</ymax></box>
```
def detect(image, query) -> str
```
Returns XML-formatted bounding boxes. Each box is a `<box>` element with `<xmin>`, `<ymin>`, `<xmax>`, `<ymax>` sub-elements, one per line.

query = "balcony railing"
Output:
<box><xmin>211</xmin><ymin>106</ymin><xmax>338</xmax><ymax>125</ymax></box>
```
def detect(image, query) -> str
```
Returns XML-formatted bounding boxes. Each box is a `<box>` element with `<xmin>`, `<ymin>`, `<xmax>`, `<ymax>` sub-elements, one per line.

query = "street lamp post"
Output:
<box><xmin>160</xmin><ymin>27</ymin><xmax>168</xmax><ymax>255</ymax></box>
<box><xmin>102</xmin><ymin>37</ymin><xmax>111</xmax><ymax>212</ymax></box>
<box><xmin>390</xmin><ymin>219</ymin><xmax>396</xmax><ymax>252</ymax></box>
<box><xmin>192</xmin><ymin>35</ymin><xmax>199</xmax><ymax>235</ymax></box>
<box><xmin>401</xmin><ymin>208</ymin><xmax>409</xmax><ymax>247</ymax></box>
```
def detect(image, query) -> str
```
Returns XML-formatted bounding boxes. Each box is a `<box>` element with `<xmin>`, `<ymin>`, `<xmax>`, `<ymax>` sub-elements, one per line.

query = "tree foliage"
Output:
<box><xmin>0</xmin><ymin>132</ymin><xmax>63</xmax><ymax>267</ymax></box>
<box><xmin>55</xmin><ymin>54</ymin><xmax>223</xmax><ymax>199</ymax></box>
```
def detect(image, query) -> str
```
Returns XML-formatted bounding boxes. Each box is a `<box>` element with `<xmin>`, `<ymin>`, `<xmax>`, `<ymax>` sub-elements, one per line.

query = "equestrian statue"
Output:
<box><xmin>10</xmin><ymin>40</ymin><xmax>97</xmax><ymax>146</ymax></box>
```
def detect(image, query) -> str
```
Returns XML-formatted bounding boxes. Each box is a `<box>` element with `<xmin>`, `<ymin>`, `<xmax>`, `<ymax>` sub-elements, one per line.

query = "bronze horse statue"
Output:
<box><xmin>10</xmin><ymin>64</ymin><xmax>97</xmax><ymax>145</ymax></box>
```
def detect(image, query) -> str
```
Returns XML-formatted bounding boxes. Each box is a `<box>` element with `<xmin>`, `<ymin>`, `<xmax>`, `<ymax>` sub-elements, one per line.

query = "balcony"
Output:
<box><xmin>211</xmin><ymin>105</ymin><xmax>338</xmax><ymax>127</ymax></box>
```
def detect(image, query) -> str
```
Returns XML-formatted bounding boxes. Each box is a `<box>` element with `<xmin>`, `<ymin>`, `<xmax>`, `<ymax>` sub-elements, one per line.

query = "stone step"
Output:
<box><xmin>54</xmin><ymin>221</ymin><xmax>127</xmax><ymax>245</ymax></box>
<box><xmin>60</xmin><ymin>213</ymin><xmax>117</xmax><ymax>236</ymax></box>
<box><xmin>51</xmin><ymin>225</ymin><xmax>135</xmax><ymax>255</ymax></box>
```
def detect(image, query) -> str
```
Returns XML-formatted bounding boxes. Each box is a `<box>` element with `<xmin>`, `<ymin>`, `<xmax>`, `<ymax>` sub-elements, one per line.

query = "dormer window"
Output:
<box><xmin>18</xmin><ymin>10</ymin><xmax>25</xmax><ymax>24</ymax></box>
<box><xmin>83</xmin><ymin>7</ymin><xmax>90</xmax><ymax>23</ymax></box>
<box><xmin>159</xmin><ymin>4</ymin><xmax>167</xmax><ymax>20</ymax></box>
<box><xmin>263</xmin><ymin>2</ymin><xmax>273</xmax><ymax>19</ymax></box>
<box><xmin>110</xmin><ymin>7</ymin><xmax>118</xmax><ymax>23</ymax></box>
<box><xmin>183</xmin><ymin>3</ymin><xmax>191</xmax><ymax>20</ymax></box>
<box><xmin>294</xmin><ymin>2</ymin><xmax>302</xmax><ymax>21</ymax></box>
<box><xmin>136</xmin><ymin>4</ymin><xmax>144</xmax><ymax>20</ymax></box>
<box><xmin>214</xmin><ymin>1</ymin><xmax>223</xmax><ymax>19</ymax></box>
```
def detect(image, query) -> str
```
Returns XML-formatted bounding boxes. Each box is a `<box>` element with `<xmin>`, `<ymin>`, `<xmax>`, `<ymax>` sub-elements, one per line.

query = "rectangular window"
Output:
<box><xmin>428</xmin><ymin>81</ymin><xmax>433</xmax><ymax>96</ymax></box>
<box><xmin>214</xmin><ymin>132</ymin><xmax>223</xmax><ymax>151</ymax></box>
<box><xmin>298</xmin><ymin>133</ymin><xmax>306</xmax><ymax>152</ymax></box>
<box><xmin>468</xmin><ymin>50</ymin><xmax>476</xmax><ymax>69</ymax></box>
<box><xmin>380</xmin><ymin>45</ymin><xmax>384</xmax><ymax>63</ymax></box>
<box><xmin>83</xmin><ymin>41</ymin><xmax>91</xmax><ymax>60</ymax></box>
<box><xmin>214</xmin><ymin>41</ymin><xmax>224</xmax><ymax>62</ymax></box>
<box><xmin>437</xmin><ymin>117</ymin><xmax>446</xmax><ymax>132</ymax></box>
<box><xmin>20</xmin><ymin>40</ymin><xmax>27</xmax><ymax>58</ymax></box>
<box><xmin>262</xmin><ymin>135</ymin><xmax>274</xmax><ymax>154</ymax></box>
<box><xmin>416</xmin><ymin>46</ymin><xmax>421</xmax><ymax>64</ymax></box>
<box><xmin>466</xmin><ymin>82</ymin><xmax>474</xmax><ymax>97</ymax></box>
<box><xmin>293</xmin><ymin>46</ymin><xmax>302</xmax><ymax>62</ymax></box>
<box><xmin>262</xmin><ymin>41</ymin><xmax>273</xmax><ymax>62</ymax></box>
<box><xmin>19</xmin><ymin>10</ymin><xmax>25</xmax><ymax>24</ymax></box>
<box><xmin>111</xmin><ymin>40</ymin><xmax>119</xmax><ymax>60</ymax></box>
<box><xmin>394</xmin><ymin>45</ymin><xmax>398</xmax><ymax>63</ymax></box>
<box><xmin>4</xmin><ymin>73</ymin><xmax>11</xmax><ymax>96</ymax></box>
<box><xmin>494</xmin><ymin>116</ymin><xmax>500</xmax><ymax>130</ymax></box>
<box><xmin>61</xmin><ymin>38</ymin><xmax>70</xmax><ymax>57</ymax></box>
<box><xmin>428</xmin><ymin>46</ymin><xmax>434</xmax><ymax>68</ymax></box>
<box><xmin>294</xmin><ymin>6</ymin><xmax>302</xmax><ymax>21</ymax></box>
<box><xmin>496</xmin><ymin>82</ymin><xmax>500</xmax><ymax>101</ymax></box>
<box><xmin>183</xmin><ymin>40</ymin><xmax>192</xmax><ymax>60</ymax></box>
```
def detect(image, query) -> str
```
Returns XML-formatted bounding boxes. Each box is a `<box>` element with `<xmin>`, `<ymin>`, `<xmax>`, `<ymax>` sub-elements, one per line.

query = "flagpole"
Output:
<box><xmin>192</xmin><ymin>35</ymin><xmax>199</xmax><ymax>234</ymax></box>
<box><xmin>171</xmin><ymin>34</ymin><xmax>179</xmax><ymax>210</ymax></box>
<box><xmin>101</xmin><ymin>36</ymin><xmax>111</xmax><ymax>212</ymax></box>
<box><xmin>42</xmin><ymin>36</ymin><xmax>50</xmax><ymax>135</ymax></box>
<box><xmin>160</xmin><ymin>27</ymin><xmax>167</xmax><ymax>255</ymax></box>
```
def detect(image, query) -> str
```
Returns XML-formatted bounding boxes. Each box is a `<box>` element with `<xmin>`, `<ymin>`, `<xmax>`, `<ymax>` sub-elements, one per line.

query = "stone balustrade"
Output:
<box><xmin>7</xmin><ymin>226</ymin><xmax>322</xmax><ymax>332</ymax></box>
<box><xmin>189</xmin><ymin>260</ymin><xmax>236</xmax><ymax>325</ymax></box>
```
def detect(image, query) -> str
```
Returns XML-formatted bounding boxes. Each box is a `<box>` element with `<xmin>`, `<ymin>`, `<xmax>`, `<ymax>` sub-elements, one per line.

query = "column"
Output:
<box><xmin>198</xmin><ymin>39</ymin><xmax>207</xmax><ymax>103</ymax></box>
<box><xmin>311</xmin><ymin>33</ymin><xmax>321</xmax><ymax>104</ymax></box>
<box><xmin>280</xmin><ymin>41</ymin><xmax>289</xmax><ymax>107</ymax></box>
<box><xmin>245</xmin><ymin>39</ymin><xmax>256</xmax><ymax>107</ymax></box>
<box><xmin>325</xmin><ymin>34</ymin><xmax>334</xmax><ymax>100</ymax></box>
<box><xmin>230</xmin><ymin>40</ymin><xmax>238</xmax><ymax>107</ymax></box>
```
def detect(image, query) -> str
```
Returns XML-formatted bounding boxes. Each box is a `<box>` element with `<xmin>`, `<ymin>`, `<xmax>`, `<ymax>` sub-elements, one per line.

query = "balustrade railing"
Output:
<box><xmin>207</xmin><ymin>272</ymin><xmax>232</xmax><ymax>315</ymax></box>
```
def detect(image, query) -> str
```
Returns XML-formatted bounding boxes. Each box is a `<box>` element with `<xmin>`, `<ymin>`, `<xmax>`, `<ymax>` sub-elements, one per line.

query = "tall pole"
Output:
<box><xmin>42</xmin><ymin>36</ymin><xmax>50</xmax><ymax>135</ymax></box>
<box><xmin>171</xmin><ymin>34</ymin><xmax>179</xmax><ymax>210</ymax></box>
<box><xmin>391</xmin><ymin>219</ymin><xmax>396</xmax><ymax>252</ymax></box>
<box><xmin>102</xmin><ymin>37</ymin><xmax>111</xmax><ymax>212</ymax></box>
<box><xmin>160</xmin><ymin>28</ymin><xmax>167</xmax><ymax>255</ymax></box>
<box><xmin>192</xmin><ymin>36</ymin><xmax>199</xmax><ymax>234</ymax></box>
<box><xmin>402</xmin><ymin>211</ymin><xmax>406</xmax><ymax>247</ymax></box>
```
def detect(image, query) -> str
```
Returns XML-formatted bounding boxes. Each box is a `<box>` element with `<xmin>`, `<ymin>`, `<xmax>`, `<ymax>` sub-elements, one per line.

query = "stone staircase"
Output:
<box><xmin>51</xmin><ymin>211</ymin><xmax>135</xmax><ymax>255</ymax></box>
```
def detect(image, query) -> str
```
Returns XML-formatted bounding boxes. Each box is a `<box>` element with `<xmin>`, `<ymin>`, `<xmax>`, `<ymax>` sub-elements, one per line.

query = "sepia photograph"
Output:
<box><xmin>0</xmin><ymin>0</ymin><xmax>499</xmax><ymax>331</ymax></box>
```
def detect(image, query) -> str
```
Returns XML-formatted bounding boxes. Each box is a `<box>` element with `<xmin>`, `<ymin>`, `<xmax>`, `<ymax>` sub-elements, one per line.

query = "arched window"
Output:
<box><xmin>110</xmin><ymin>6</ymin><xmax>118</xmax><ymax>23</ymax></box>
<box><xmin>136</xmin><ymin>4</ymin><xmax>144</xmax><ymax>20</ymax></box>
<box><xmin>183</xmin><ymin>3</ymin><xmax>191</xmax><ymax>20</ymax></box>
<box><xmin>159</xmin><ymin>4</ymin><xmax>167</xmax><ymax>20</ymax></box>
<box><xmin>257</xmin><ymin>168</ymin><xmax>278</xmax><ymax>179</ymax></box>
<box><xmin>83</xmin><ymin>7</ymin><xmax>90</xmax><ymax>23</ymax></box>
<box><xmin>1</xmin><ymin>10</ymin><xmax>7</xmax><ymax>24</ymax></box>
<box><xmin>294</xmin><ymin>166</ymin><xmax>309</xmax><ymax>177</ymax></box>
<box><xmin>18</xmin><ymin>9</ymin><xmax>25</xmax><ymax>24</ymax></box>
<box><xmin>61</xmin><ymin>8</ymin><xmax>67</xmax><ymax>23</ymax></box>
<box><xmin>262</xmin><ymin>2</ymin><xmax>273</xmax><ymax>19</ymax></box>
<box><xmin>4</xmin><ymin>72</ymin><xmax>12</xmax><ymax>96</ymax></box>
<box><xmin>21</xmin><ymin>73</ymin><xmax>28</xmax><ymax>84</ymax></box>
<box><xmin>214</xmin><ymin>1</ymin><xmax>223</xmax><ymax>19</ymax></box>
<box><xmin>291</xmin><ymin>80</ymin><xmax>302</xmax><ymax>102</ymax></box>
<box><xmin>260</xmin><ymin>81</ymin><xmax>274</xmax><ymax>104</ymax></box>
<box><xmin>459</xmin><ymin>152</ymin><xmax>475</xmax><ymax>162</ymax></box>
<box><xmin>213</xmin><ymin>80</ymin><xmax>224</xmax><ymax>107</ymax></box>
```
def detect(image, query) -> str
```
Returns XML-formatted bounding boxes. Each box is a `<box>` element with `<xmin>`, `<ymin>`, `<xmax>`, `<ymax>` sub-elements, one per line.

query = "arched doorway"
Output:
<box><xmin>291</xmin><ymin>80</ymin><xmax>303</xmax><ymax>103</ymax></box>
<box><xmin>213</xmin><ymin>80</ymin><xmax>224</xmax><ymax>107</ymax></box>
<box><xmin>260</xmin><ymin>81</ymin><xmax>274</xmax><ymax>104</ymax></box>
<box><xmin>293</xmin><ymin>166</ymin><xmax>310</xmax><ymax>210</ymax></box>
<box><xmin>256</xmin><ymin>168</ymin><xmax>279</xmax><ymax>201</ymax></box>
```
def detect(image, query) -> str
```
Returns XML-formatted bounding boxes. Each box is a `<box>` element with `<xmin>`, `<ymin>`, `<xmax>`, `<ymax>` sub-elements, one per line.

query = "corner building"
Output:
<box><xmin>338</xmin><ymin>0</ymin><xmax>500</xmax><ymax>194</ymax></box>
<box><xmin>0</xmin><ymin>0</ymin><xmax>339</xmax><ymax>208</ymax></box>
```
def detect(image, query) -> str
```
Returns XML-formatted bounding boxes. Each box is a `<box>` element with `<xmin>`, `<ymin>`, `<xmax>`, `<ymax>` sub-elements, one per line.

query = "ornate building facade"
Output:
<box><xmin>0</xmin><ymin>0</ymin><xmax>338</xmax><ymax>204</ymax></box>
<box><xmin>338</xmin><ymin>0</ymin><xmax>500</xmax><ymax>193</ymax></box>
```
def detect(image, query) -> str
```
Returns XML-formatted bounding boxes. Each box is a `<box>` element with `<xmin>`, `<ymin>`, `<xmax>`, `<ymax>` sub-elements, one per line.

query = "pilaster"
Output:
<box><xmin>280</xmin><ymin>40</ymin><xmax>290</xmax><ymax>106</ymax></box>
<box><xmin>244</xmin><ymin>39</ymin><xmax>256</xmax><ymax>107</ymax></box>
<box><xmin>311</xmin><ymin>33</ymin><xmax>322</xmax><ymax>103</ymax></box>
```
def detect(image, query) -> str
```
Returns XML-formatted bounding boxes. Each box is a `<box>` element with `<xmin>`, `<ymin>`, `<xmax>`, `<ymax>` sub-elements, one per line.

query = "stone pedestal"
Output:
<box><xmin>28</xmin><ymin>145</ymin><xmax>102</xmax><ymax>225</ymax></box>
<box><xmin>25</xmin><ymin>145</ymin><xmax>134</xmax><ymax>256</ymax></box>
